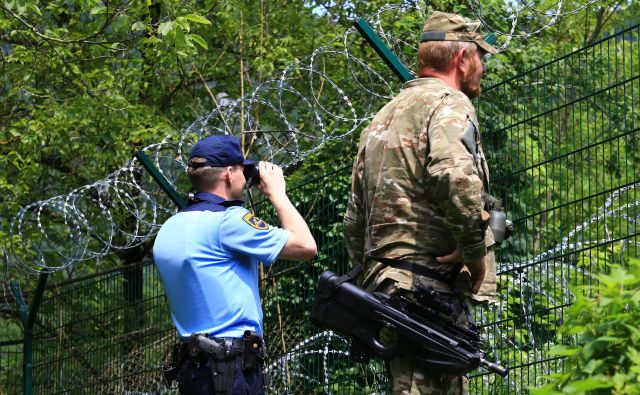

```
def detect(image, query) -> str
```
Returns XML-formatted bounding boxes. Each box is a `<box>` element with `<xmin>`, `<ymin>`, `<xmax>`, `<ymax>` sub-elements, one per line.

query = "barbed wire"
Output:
<box><xmin>469</xmin><ymin>0</ymin><xmax>602</xmax><ymax>51</ymax></box>
<box><xmin>1</xmin><ymin>1</ymin><xmax>635</xmax><ymax>392</ymax></box>
<box><xmin>264</xmin><ymin>330</ymin><xmax>388</xmax><ymax>394</ymax></box>
<box><xmin>3</xmin><ymin>0</ymin><xmax>611</xmax><ymax>276</ymax></box>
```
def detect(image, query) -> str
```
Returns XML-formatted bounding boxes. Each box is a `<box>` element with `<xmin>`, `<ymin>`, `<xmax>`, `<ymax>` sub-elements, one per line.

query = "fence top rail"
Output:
<box><xmin>0</xmin><ymin>339</ymin><xmax>22</xmax><ymax>347</ymax></box>
<box><xmin>19</xmin><ymin>261</ymin><xmax>151</xmax><ymax>298</ymax></box>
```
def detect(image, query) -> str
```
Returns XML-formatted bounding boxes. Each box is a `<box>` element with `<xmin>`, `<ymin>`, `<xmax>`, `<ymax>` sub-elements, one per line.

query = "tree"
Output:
<box><xmin>1</xmin><ymin>0</ymin><xmax>638</xmax><ymax>392</ymax></box>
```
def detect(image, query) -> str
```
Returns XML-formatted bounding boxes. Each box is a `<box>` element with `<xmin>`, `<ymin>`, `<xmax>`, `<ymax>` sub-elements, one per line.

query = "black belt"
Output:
<box><xmin>368</xmin><ymin>256</ymin><xmax>462</xmax><ymax>288</ymax></box>
<box><xmin>207</xmin><ymin>337</ymin><xmax>247</xmax><ymax>354</ymax></box>
<box><xmin>184</xmin><ymin>332</ymin><xmax>264</xmax><ymax>361</ymax></box>
<box><xmin>368</xmin><ymin>256</ymin><xmax>475</xmax><ymax>330</ymax></box>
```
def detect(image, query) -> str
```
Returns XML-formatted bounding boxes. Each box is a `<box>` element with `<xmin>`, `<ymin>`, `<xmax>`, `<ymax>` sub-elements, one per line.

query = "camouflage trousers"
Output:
<box><xmin>378</xmin><ymin>281</ymin><xmax>472</xmax><ymax>395</ymax></box>
<box><xmin>385</xmin><ymin>355</ymin><xmax>469</xmax><ymax>395</ymax></box>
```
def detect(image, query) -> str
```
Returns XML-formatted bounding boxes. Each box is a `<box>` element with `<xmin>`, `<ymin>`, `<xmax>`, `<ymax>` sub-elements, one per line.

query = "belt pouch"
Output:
<box><xmin>242</xmin><ymin>332</ymin><xmax>263</xmax><ymax>371</ymax></box>
<box><xmin>161</xmin><ymin>343</ymin><xmax>183</xmax><ymax>386</ymax></box>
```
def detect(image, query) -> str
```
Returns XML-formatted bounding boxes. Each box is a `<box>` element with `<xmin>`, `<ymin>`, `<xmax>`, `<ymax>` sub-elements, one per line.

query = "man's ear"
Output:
<box><xmin>222</xmin><ymin>166</ymin><xmax>234</xmax><ymax>183</ymax></box>
<box><xmin>456</xmin><ymin>47</ymin><xmax>470</xmax><ymax>72</ymax></box>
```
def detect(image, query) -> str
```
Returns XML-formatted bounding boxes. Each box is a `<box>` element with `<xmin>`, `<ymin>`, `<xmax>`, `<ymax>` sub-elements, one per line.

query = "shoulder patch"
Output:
<box><xmin>242</xmin><ymin>212</ymin><xmax>269</xmax><ymax>230</ymax></box>
<box><xmin>461</xmin><ymin>120</ymin><xmax>478</xmax><ymax>161</ymax></box>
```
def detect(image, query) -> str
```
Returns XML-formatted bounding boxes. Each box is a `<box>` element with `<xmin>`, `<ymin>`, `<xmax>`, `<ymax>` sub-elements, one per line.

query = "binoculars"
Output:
<box><xmin>243</xmin><ymin>164</ymin><xmax>260</xmax><ymax>189</ymax></box>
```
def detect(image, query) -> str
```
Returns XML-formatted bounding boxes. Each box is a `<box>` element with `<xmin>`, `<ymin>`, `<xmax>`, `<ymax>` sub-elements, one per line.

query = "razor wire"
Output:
<box><xmin>1</xmin><ymin>1</ymin><xmax>636</xmax><ymax>392</ymax></box>
<box><xmin>469</xmin><ymin>0</ymin><xmax>602</xmax><ymax>51</ymax></box>
<box><xmin>4</xmin><ymin>0</ymin><xmax>611</xmax><ymax>275</ymax></box>
<box><xmin>264</xmin><ymin>330</ymin><xmax>388</xmax><ymax>394</ymax></box>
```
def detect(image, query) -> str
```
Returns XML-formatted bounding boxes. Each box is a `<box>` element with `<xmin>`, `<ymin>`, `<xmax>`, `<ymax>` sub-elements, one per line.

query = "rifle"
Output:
<box><xmin>310</xmin><ymin>270</ymin><xmax>508</xmax><ymax>377</ymax></box>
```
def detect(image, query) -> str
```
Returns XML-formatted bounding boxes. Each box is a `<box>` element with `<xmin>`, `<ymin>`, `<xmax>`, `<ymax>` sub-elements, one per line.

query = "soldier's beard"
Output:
<box><xmin>461</xmin><ymin>60</ymin><xmax>482</xmax><ymax>99</ymax></box>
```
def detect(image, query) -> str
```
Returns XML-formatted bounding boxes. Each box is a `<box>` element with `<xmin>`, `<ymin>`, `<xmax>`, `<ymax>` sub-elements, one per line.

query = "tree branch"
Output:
<box><xmin>585</xmin><ymin>1</ymin><xmax>622</xmax><ymax>45</ymax></box>
<box><xmin>0</xmin><ymin>2</ymin><xmax>139</xmax><ymax>46</ymax></box>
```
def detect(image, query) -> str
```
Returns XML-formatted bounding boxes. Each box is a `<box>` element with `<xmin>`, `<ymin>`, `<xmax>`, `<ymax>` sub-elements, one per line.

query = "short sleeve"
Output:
<box><xmin>218</xmin><ymin>207</ymin><xmax>289</xmax><ymax>265</ymax></box>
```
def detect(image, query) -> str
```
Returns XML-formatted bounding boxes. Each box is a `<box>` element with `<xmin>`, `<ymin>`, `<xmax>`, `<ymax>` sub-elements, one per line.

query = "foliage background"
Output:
<box><xmin>1</xmin><ymin>0</ymin><xmax>639</xmax><ymax>393</ymax></box>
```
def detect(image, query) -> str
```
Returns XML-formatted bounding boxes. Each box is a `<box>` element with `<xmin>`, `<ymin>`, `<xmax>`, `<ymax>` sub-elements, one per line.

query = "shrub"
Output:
<box><xmin>530</xmin><ymin>258</ymin><xmax>640</xmax><ymax>394</ymax></box>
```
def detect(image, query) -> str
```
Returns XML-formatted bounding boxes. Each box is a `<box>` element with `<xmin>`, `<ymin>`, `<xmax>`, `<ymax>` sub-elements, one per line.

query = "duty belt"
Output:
<box><xmin>162</xmin><ymin>331</ymin><xmax>264</xmax><ymax>390</ymax></box>
<box><xmin>187</xmin><ymin>332</ymin><xmax>264</xmax><ymax>361</ymax></box>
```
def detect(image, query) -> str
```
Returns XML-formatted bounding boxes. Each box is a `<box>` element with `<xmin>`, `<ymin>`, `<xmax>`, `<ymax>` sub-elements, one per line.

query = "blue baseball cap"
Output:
<box><xmin>188</xmin><ymin>135</ymin><xmax>255</xmax><ymax>168</ymax></box>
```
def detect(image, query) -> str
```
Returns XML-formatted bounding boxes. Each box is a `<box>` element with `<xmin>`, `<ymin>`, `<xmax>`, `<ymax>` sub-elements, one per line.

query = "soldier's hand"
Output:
<box><xmin>464</xmin><ymin>258</ymin><xmax>486</xmax><ymax>294</ymax></box>
<box><xmin>436</xmin><ymin>250</ymin><xmax>485</xmax><ymax>294</ymax></box>
<box><xmin>257</xmin><ymin>161</ymin><xmax>287</xmax><ymax>201</ymax></box>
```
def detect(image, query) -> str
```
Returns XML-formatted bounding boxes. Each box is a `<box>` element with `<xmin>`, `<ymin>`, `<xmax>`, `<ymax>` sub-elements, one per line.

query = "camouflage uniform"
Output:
<box><xmin>343</xmin><ymin>12</ymin><xmax>498</xmax><ymax>394</ymax></box>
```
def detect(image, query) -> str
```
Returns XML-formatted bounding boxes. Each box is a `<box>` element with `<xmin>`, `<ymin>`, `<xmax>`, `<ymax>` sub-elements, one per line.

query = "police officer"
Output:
<box><xmin>343</xmin><ymin>11</ymin><xmax>498</xmax><ymax>394</ymax></box>
<box><xmin>153</xmin><ymin>135</ymin><xmax>317</xmax><ymax>394</ymax></box>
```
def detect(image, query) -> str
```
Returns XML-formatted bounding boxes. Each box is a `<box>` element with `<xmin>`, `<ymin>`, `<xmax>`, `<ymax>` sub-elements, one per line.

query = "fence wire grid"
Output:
<box><xmin>1</xmin><ymin>19</ymin><xmax>639</xmax><ymax>395</ymax></box>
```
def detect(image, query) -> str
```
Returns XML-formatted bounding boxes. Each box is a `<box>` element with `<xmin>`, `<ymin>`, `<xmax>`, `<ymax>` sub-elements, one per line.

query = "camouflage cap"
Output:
<box><xmin>420</xmin><ymin>11</ymin><xmax>497</xmax><ymax>54</ymax></box>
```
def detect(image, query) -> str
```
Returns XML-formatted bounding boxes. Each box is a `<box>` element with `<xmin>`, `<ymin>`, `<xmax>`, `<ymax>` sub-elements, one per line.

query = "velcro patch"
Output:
<box><xmin>242</xmin><ymin>212</ymin><xmax>269</xmax><ymax>230</ymax></box>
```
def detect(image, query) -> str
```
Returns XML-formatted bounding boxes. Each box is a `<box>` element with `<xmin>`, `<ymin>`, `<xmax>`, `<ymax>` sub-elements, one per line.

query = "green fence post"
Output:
<box><xmin>135</xmin><ymin>150</ymin><xmax>187</xmax><ymax>209</ymax></box>
<box><xmin>353</xmin><ymin>18</ymin><xmax>413</xmax><ymax>83</ymax></box>
<box><xmin>11</xmin><ymin>270</ymin><xmax>49</xmax><ymax>395</ymax></box>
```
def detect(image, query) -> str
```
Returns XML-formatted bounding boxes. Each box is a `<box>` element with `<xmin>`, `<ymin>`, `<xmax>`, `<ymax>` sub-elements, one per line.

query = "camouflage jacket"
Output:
<box><xmin>344</xmin><ymin>78</ymin><xmax>496</xmax><ymax>298</ymax></box>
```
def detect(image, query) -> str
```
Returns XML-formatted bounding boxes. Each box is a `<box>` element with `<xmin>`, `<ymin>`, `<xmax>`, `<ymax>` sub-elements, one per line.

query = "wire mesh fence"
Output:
<box><xmin>1</xmin><ymin>22</ymin><xmax>638</xmax><ymax>395</ymax></box>
<box><xmin>30</xmin><ymin>262</ymin><xmax>176</xmax><ymax>394</ymax></box>
<box><xmin>470</xmin><ymin>23</ymin><xmax>639</xmax><ymax>394</ymax></box>
<box><xmin>0</xmin><ymin>342</ymin><xmax>22</xmax><ymax>395</ymax></box>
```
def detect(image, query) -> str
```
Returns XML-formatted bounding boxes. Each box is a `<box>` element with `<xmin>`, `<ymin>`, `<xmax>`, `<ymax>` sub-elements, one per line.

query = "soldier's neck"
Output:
<box><xmin>417</xmin><ymin>68</ymin><xmax>461</xmax><ymax>92</ymax></box>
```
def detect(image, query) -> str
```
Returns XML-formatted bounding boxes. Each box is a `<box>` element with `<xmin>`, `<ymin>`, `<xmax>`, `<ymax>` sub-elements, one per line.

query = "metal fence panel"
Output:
<box><xmin>31</xmin><ymin>262</ymin><xmax>176</xmax><ymax>394</ymax></box>
<box><xmin>471</xmin><ymin>24</ymin><xmax>639</xmax><ymax>393</ymax></box>
<box><xmin>1</xmin><ymin>343</ymin><xmax>22</xmax><ymax>395</ymax></box>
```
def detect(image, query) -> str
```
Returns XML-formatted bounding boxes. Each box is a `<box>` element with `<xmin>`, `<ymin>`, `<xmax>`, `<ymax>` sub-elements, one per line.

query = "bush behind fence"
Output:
<box><xmin>1</xmin><ymin>23</ymin><xmax>638</xmax><ymax>395</ymax></box>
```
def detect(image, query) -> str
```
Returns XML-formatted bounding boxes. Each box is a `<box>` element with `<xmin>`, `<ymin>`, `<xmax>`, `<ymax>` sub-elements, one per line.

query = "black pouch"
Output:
<box><xmin>242</xmin><ymin>330</ymin><xmax>264</xmax><ymax>371</ymax></box>
<box><xmin>161</xmin><ymin>343</ymin><xmax>183</xmax><ymax>386</ymax></box>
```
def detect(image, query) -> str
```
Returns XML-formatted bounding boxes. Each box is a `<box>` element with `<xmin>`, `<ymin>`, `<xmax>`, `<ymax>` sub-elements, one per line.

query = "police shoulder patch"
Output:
<box><xmin>242</xmin><ymin>212</ymin><xmax>269</xmax><ymax>230</ymax></box>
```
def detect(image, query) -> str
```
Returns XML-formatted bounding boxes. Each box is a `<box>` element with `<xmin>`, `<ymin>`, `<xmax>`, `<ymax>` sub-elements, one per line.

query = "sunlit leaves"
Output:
<box><xmin>530</xmin><ymin>260</ymin><xmax>640</xmax><ymax>394</ymax></box>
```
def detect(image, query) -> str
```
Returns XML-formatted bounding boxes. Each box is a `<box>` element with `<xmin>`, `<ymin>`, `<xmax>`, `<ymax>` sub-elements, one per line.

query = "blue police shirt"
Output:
<box><xmin>153</xmin><ymin>193</ymin><xmax>289</xmax><ymax>338</ymax></box>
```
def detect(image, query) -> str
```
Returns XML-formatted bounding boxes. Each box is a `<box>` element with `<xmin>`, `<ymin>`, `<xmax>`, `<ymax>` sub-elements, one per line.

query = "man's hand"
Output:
<box><xmin>256</xmin><ymin>161</ymin><xmax>317</xmax><ymax>261</ymax></box>
<box><xmin>257</xmin><ymin>161</ymin><xmax>287</xmax><ymax>202</ymax></box>
<box><xmin>436</xmin><ymin>250</ymin><xmax>486</xmax><ymax>294</ymax></box>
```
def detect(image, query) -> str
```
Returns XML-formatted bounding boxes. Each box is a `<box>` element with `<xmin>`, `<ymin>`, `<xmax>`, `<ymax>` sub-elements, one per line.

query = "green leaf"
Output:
<box><xmin>184</xmin><ymin>13</ymin><xmax>211</xmax><ymax>25</ymax></box>
<box><xmin>16</xmin><ymin>1</ymin><xmax>26</xmax><ymax>14</ymax></box>
<box><xmin>174</xmin><ymin>26</ymin><xmax>187</xmax><ymax>49</ymax></box>
<box><xmin>90</xmin><ymin>5</ymin><xmax>107</xmax><ymax>15</ymax></box>
<box><xmin>594</xmin><ymin>336</ymin><xmax>624</xmax><ymax>342</ymax></box>
<box><xmin>549</xmin><ymin>344</ymin><xmax>579</xmax><ymax>357</ymax></box>
<box><xmin>158</xmin><ymin>21</ymin><xmax>173</xmax><ymax>37</ymax></box>
<box><xmin>612</xmin><ymin>372</ymin><xmax>627</xmax><ymax>389</ymax></box>
<box><xmin>625</xmin><ymin>324</ymin><xmax>640</xmax><ymax>337</ymax></box>
<box><xmin>26</xmin><ymin>2</ymin><xmax>41</xmax><ymax>16</ymax></box>
<box><xmin>175</xmin><ymin>17</ymin><xmax>190</xmax><ymax>32</ymax></box>
<box><xmin>582</xmin><ymin>359</ymin><xmax>603</xmax><ymax>375</ymax></box>
<box><xmin>131</xmin><ymin>21</ymin><xmax>146</xmax><ymax>32</ymax></box>
<box><xmin>188</xmin><ymin>33</ymin><xmax>207</xmax><ymax>50</ymax></box>
<box><xmin>563</xmin><ymin>376</ymin><xmax>612</xmax><ymax>392</ymax></box>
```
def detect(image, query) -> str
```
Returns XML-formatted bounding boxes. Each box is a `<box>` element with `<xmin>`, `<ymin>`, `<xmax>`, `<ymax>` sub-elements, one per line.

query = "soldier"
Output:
<box><xmin>343</xmin><ymin>11</ymin><xmax>498</xmax><ymax>394</ymax></box>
